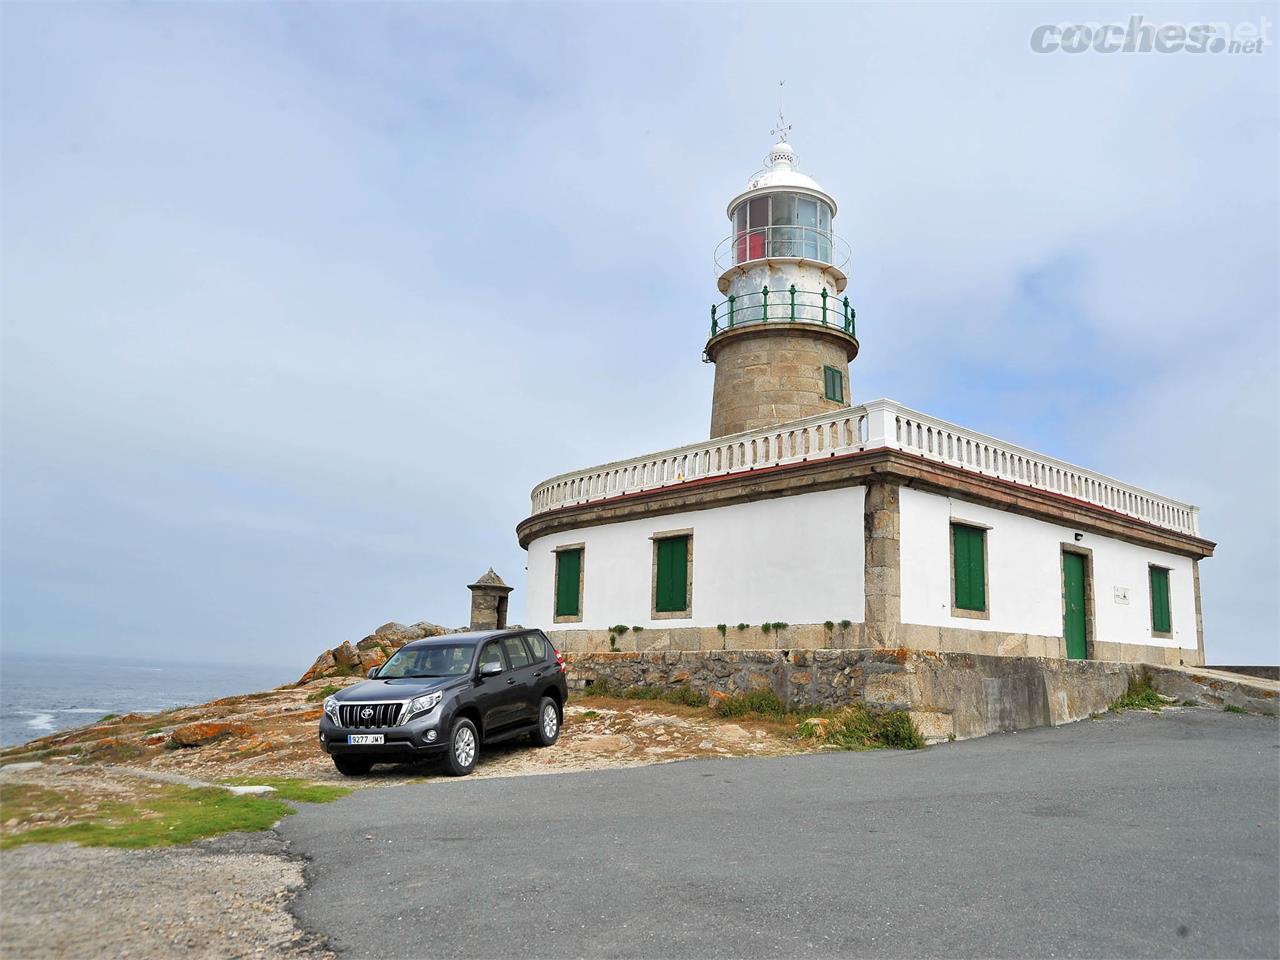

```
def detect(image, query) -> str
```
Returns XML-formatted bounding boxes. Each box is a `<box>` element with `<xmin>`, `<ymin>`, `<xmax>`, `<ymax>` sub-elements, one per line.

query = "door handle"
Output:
<box><xmin>506</xmin><ymin>679</ymin><xmax>517</xmax><ymax>685</ymax></box>
<box><xmin>532</xmin><ymin>671</ymin><xmax>542</xmax><ymax>678</ymax></box>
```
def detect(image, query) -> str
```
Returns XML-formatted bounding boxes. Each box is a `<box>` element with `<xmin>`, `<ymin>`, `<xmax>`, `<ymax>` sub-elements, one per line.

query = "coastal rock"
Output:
<box><xmin>294</xmin><ymin>617</ymin><xmax>458</xmax><ymax>684</ymax></box>
<box><xmin>168</xmin><ymin>722</ymin><xmax>254</xmax><ymax>749</ymax></box>
<box><xmin>297</xmin><ymin>650</ymin><xmax>335</xmax><ymax>685</ymax></box>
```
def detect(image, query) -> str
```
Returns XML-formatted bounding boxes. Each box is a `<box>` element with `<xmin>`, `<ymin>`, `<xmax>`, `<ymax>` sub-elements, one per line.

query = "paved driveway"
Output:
<box><xmin>280</xmin><ymin>710</ymin><xmax>1279</xmax><ymax>959</ymax></box>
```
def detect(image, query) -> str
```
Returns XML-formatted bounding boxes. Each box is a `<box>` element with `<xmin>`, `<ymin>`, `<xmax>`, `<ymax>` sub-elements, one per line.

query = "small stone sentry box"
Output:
<box><xmin>468</xmin><ymin>568</ymin><xmax>513</xmax><ymax>630</ymax></box>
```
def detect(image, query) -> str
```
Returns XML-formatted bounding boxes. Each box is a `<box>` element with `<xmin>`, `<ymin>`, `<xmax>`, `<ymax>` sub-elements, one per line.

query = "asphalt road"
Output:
<box><xmin>280</xmin><ymin>710</ymin><xmax>1280</xmax><ymax>959</ymax></box>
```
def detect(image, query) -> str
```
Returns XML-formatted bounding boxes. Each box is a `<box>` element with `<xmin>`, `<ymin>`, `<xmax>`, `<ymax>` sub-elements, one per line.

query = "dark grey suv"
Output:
<box><xmin>319</xmin><ymin>628</ymin><xmax>568</xmax><ymax>777</ymax></box>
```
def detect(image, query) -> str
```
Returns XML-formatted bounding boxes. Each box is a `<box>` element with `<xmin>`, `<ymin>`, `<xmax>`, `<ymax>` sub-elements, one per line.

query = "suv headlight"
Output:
<box><xmin>404</xmin><ymin>691</ymin><xmax>443</xmax><ymax>722</ymax></box>
<box><xmin>323</xmin><ymin>696</ymin><xmax>340</xmax><ymax>725</ymax></box>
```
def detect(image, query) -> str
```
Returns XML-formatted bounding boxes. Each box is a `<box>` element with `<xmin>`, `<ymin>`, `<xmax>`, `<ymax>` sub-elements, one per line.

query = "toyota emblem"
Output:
<box><xmin>360</xmin><ymin>707</ymin><xmax>374</xmax><ymax>720</ymax></box>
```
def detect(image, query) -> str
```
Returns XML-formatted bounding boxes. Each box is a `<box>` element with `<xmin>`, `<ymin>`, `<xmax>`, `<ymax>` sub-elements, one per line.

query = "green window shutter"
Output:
<box><xmin>953</xmin><ymin>525</ymin><xmax>986</xmax><ymax>612</ymax></box>
<box><xmin>655</xmin><ymin>536</ymin><xmax>689</xmax><ymax>613</ymax></box>
<box><xmin>823</xmin><ymin>365</ymin><xmax>844</xmax><ymax>403</ymax></box>
<box><xmin>1150</xmin><ymin>567</ymin><xmax>1171</xmax><ymax>632</ymax></box>
<box><xmin>555</xmin><ymin>549</ymin><xmax>581</xmax><ymax>618</ymax></box>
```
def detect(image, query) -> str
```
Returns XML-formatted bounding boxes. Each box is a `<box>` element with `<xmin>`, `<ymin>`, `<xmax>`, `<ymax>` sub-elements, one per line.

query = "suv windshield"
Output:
<box><xmin>378</xmin><ymin>644</ymin><xmax>476</xmax><ymax>679</ymax></box>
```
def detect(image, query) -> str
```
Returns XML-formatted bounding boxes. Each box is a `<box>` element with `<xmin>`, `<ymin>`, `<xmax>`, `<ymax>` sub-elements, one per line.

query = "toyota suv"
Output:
<box><xmin>319</xmin><ymin>628</ymin><xmax>568</xmax><ymax>777</ymax></box>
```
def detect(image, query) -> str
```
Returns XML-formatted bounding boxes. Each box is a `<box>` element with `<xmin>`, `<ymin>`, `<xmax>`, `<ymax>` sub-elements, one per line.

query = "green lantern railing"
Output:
<box><xmin>710</xmin><ymin>285</ymin><xmax>856</xmax><ymax>338</ymax></box>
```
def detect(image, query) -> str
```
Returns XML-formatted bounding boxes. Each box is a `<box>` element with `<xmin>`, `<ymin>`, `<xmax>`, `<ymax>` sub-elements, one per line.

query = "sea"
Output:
<box><xmin>0</xmin><ymin>651</ymin><xmax>296</xmax><ymax>748</ymax></box>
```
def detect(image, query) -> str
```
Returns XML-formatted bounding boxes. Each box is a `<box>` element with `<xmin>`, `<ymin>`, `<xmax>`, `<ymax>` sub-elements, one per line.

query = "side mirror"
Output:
<box><xmin>479</xmin><ymin>662</ymin><xmax>504</xmax><ymax>678</ymax></box>
<box><xmin>367</xmin><ymin>666</ymin><xmax>380</xmax><ymax>679</ymax></box>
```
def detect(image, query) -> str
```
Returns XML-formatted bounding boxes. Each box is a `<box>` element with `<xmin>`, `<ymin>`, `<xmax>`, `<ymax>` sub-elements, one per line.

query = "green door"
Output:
<box><xmin>1062</xmin><ymin>552</ymin><xmax>1087</xmax><ymax>660</ymax></box>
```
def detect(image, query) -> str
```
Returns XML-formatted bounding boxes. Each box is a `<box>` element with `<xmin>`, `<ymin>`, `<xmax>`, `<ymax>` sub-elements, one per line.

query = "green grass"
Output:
<box><xmin>1223</xmin><ymin>704</ymin><xmax>1247</xmax><ymax>714</ymax></box>
<box><xmin>713</xmin><ymin>690</ymin><xmax>789</xmax><ymax>719</ymax></box>
<box><xmin>1108</xmin><ymin>669</ymin><xmax>1165</xmax><ymax>713</ymax></box>
<box><xmin>0</xmin><ymin>786</ymin><xmax>294</xmax><ymax>850</ymax></box>
<box><xmin>579</xmin><ymin>710</ymin><xmax>600</xmax><ymax>719</ymax></box>
<box><xmin>305</xmin><ymin>684</ymin><xmax>341</xmax><ymax>703</ymax></box>
<box><xmin>218</xmin><ymin>777</ymin><xmax>353</xmax><ymax>804</ymax></box>
<box><xmin>585</xmin><ymin>679</ymin><xmax>707</xmax><ymax>707</ymax></box>
<box><xmin>797</xmin><ymin>704</ymin><xmax>926</xmax><ymax>751</ymax></box>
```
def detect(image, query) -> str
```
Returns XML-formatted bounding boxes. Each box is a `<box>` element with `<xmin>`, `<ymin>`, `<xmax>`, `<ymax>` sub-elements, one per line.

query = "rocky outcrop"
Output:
<box><xmin>296</xmin><ymin>620</ymin><xmax>449</xmax><ymax>684</ymax></box>
<box><xmin>167</xmin><ymin>721</ymin><xmax>255</xmax><ymax>749</ymax></box>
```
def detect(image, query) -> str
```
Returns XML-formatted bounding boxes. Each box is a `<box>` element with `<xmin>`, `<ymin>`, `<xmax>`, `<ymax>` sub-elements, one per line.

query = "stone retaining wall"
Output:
<box><xmin>567</xmin><ymin>649</ymin><xmax>1276</xmax><ymax>742</ymax></box>
<box><xmin>550</xmin><ymin>621</ymin><xmax>1201</xmax><ymax>666</ymax></box>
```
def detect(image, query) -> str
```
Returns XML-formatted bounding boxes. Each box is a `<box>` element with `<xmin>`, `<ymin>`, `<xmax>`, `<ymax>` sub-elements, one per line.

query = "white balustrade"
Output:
<box><xmin>527</xmin><ymin>398</ymin><xmax>1199</xmax><ymax>537</ymax></box>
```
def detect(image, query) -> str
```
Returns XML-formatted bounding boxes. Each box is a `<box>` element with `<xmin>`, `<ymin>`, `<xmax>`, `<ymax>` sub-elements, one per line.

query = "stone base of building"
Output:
<box><xmin>548</xmin><ymin>621</ymin><xmax>1203</xmax><ymax>667</ymax></box>
<box><xmin>566</xmin><ymin>649</ymin><xmax>1276</xmax><ymax>742</ymax></box>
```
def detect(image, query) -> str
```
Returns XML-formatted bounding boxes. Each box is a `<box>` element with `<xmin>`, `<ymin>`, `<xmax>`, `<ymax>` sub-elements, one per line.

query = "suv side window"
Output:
<box><xmin>524</xmin><ymin>632</ymin><xmax>547</xmax><ymax>661</ymax></box>
<box><xmin>501</xmin><ymin>635</ymin><xmax>532</xmax><ymax>670</ymax></box>
<box><xmin>478</xmin><ymin>641</ymin><xmax>507</xmax><ymax>674</ymax></box>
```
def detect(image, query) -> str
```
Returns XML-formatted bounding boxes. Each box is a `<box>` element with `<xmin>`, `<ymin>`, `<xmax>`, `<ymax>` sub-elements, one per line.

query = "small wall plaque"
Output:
<box><xmin>1114</xmin><ymin>586</ymin><xmax>1130</xmax><ymax>605</ymax></box>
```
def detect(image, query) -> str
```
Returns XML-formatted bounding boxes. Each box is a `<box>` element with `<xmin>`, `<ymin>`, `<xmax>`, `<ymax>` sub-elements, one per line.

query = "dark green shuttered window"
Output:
<box><xmin>952</xmin><ymin>524</ymin><xmax>987</xmax><ymax>612</ymax></box>
<box><xmin>1149</xmin><ymin>567</ymin><xmax>1171</xmax><ymax>633</ymax></box>
<box><xmin>554</xmin><ymin>549</ymin><xmax>582</xmax><ymax>619</ymax></box>
<box><xmin>654</xmin><ymin>536</ymin><xmax>689</xmax><ymax>613</ymax></box>
<box><xmin>823</xmin><ymin>365</ymin><xmax>844</xmax><ymax>403</ymax></box>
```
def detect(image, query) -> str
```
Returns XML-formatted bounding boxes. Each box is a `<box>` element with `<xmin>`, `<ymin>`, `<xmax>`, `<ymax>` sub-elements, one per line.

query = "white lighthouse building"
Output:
<box><xmin>518</xmin><ymin>138</ymin><xmax>1214</xmax><ymax>666</ymax></box>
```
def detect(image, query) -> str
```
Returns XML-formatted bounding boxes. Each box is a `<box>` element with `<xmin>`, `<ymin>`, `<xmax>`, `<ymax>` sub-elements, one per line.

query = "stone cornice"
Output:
<box><xmin>516</xmin><ymin>447</ymin><xmax>1216</xmax><ymax>559</ymax></box>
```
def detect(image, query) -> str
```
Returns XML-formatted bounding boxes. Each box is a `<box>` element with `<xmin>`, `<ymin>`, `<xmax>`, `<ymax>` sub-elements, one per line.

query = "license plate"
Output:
<box><xmin>347</xmin><ymin>734</ymin><xmax>384</xmax><ymax>745</ymax></box>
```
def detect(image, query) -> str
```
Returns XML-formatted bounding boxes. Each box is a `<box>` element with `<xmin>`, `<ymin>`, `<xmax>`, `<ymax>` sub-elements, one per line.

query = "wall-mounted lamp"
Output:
<box><xmin>1074</xmin><ymin>532</ymin><xmax>1084</xmax><ymax>542</ymax></box>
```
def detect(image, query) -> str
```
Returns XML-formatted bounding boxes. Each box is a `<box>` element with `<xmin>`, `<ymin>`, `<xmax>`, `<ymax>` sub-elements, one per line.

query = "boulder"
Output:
<box><xmin>297</xmin><ymin>650</ymin><xmax>336</xmax><ymax>684</ymax></box>
<box><xmin>296</xmin><ymin>617</ymin><xmax>454</xmax><ymax>684</ymax></box>
<box><xmin>168</xmin><ymin>721</ymin><xmax>254</xmax><ymax>749</ymax></box>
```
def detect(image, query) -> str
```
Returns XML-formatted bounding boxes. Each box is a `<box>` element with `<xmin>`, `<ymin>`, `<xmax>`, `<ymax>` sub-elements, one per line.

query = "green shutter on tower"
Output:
<box><xmin>655</xmin><ymin>536</ymin><xmax>689</xmax><ymax>613</ymax></box>
<box><xmin>555</xmin><ymin>549</ymin><xmax>582</xmax><ymax>618</ymax></box>
<box><xmin>823</xmin><ymin>365</ymin><xmax>844</xmax><ymax>403</ymax></box>
<box><xmin>1150</xmin><ymin>567</ymin><xmax>1171</xmax><ymax>633</ymax></box>
<box><xmin>953</xmin><ymin>525</ymin><xmax>986</xmax><ymax>612</ymax></box>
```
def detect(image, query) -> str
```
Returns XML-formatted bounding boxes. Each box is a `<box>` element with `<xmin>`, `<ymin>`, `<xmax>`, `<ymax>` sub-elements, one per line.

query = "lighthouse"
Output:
<box><xmin>705</xmin><ymin>138</ymin><xmax>859</xmax><ymax>438</ymax></box>
<box><xmin>519</xmin><ymin>133</ymin><xmax>1211</xmax><ymax>672</ymax></box>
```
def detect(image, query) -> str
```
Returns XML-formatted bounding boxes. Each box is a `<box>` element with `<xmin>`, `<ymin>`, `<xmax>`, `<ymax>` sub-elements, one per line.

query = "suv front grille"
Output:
<box><xmin>338</xmin><ymin>703</ymin><xmax>402</xmax><ymax>728</ymax></box>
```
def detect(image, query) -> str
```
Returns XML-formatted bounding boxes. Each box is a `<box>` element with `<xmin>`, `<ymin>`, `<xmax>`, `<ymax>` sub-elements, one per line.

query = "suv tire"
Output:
<box><xmin>532</xmin><ymin>696</ymin><xmax>560</xmax><ymax>747</ymax></box>
<box><xmin>444</xmin><ymin>717</ymin><xmax>479</xmax><ymax>776</ymax></box>
<box><xmin>333</xmin><ymin>755</ymin><xmax>374</xmax><ymax>777</ymax></box>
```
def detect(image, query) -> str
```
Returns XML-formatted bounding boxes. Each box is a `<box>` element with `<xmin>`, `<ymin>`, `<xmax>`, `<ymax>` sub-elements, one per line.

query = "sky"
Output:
<box><xmin>2</xmin><ymin>2</ymin><xmax>1276</xmax><ymax>670</ymax></box>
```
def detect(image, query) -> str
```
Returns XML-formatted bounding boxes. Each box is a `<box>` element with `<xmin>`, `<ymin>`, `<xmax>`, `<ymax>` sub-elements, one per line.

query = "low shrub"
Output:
<box><xmin>1108</xmin><ymin>669</ymin><xmax>1164</xmax><ymax>713</ymax></box>
<box><xmin>1223</xmin><ymin>704</ymin><xmax>1247</xmax><ymax>714</ymax></box>
<box><xmin>305</xmin><ymin>684</ymin><xmax>341</xmax><ymax>703</ymax></box>
<box><xmin>584</xmin><ymin>678</ymin><xmax>706</xmax><ymax>708</ymax></box>
<box><xmin>713</xmin><ymin>690</ymin><xmax>786</xmax><ymax>719</ymax></box>
<box><xmin>797</xmin><ymin>704</ymin><xmax>925</xmax><ymax>751</ymax></box>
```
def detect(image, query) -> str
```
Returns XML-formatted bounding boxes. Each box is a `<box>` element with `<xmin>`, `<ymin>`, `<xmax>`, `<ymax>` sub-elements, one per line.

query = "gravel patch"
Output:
<box><xmin>0</xmin><ymin>833</ymin><xmax>330</xmax><ymax>959</ymax></box>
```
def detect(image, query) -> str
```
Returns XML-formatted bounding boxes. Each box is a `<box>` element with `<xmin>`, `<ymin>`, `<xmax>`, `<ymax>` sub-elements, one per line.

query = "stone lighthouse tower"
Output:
<box><xmin>705</xmin><ymin>138</ymin><xmax>859</xmax><ymax>438</ymax></box>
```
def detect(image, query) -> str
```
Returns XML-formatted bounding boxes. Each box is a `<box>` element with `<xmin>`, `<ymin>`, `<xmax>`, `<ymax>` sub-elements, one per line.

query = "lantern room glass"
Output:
<box><xmin>731</xmin><ymin>192</ymin><xmax>833</xmax><ymax>265</ymax></box>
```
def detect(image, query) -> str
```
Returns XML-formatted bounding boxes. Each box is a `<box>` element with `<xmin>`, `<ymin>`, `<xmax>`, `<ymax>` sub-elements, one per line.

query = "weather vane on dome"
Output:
<box><xmin>771</xmin><ymin>80</ymin><xmax>792</xmax><ymax>143</ymax></box>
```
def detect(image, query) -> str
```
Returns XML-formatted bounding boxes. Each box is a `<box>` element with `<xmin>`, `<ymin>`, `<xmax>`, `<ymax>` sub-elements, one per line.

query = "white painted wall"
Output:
<box><xmin>525</xmin><ymin>487</ymin><xmax>865</xmax><ymax>631</ymax></box>
<box><xmin>898</xmin><ymin>487</ymin><xmax>1197</xmax><ymax>649</ymax></box>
